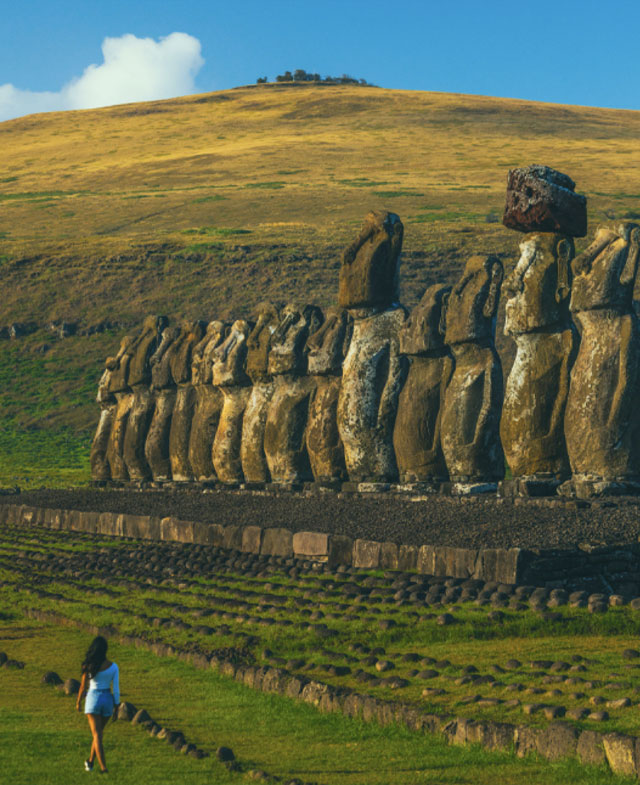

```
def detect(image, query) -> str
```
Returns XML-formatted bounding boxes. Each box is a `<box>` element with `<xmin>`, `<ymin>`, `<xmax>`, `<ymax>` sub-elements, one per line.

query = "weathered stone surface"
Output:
<box><xmin>503</xmin><ymin>165</ymin><xmax>587</xmax><ymax>237</ymax></box>
<box><xmin>123</xmin><ymin>384</ymin><xmax>155</xmax><ymax>481</ymax></box>
<box><xmin>338</xmin><ymin>306</ymin><xmax>406</xmax><ymax>481</ymax></box>
<box><xmin>576</xmin><ymin>730</ymin><xmax>606</xmax><ymax>767</ymax></box>
<box><xmin>603</xmin><ymin>732</ymin><xmax>637</xmax><ymax>776</ymax></box>
<box><xmin>306</xmin><ymin>308</ymin><xmax>352</xmax><ymax>482</ymax></box>
<box><xmin>188</xmin><ymin>321</ymin><xmax>226</xmax><ymax>481</ymax></box>
<box><xmin>264</xmin><ymin>304</ymin><xmax>323</xmax><ymax>483</ymax></box>
<box><xmin>565</xmin><ymin>222</ymin><xmax>640</xmax><ymax>482</ymax></box>
<box><xmin>242</xmin><ymin>525</ymin><xmax>263</xmax><ymax>554</ymax></box>
<box><xmin>339</xmin><ymin>210</ymin><xmax>403</xmax><ymax>309</ymax></box>
<box><xmin>394</xmin><ymin>284</ymin><xmax>452</xmax><ymax>482</ymax></box>
<box><xmin>292</xmin><ymin>530</ymin><xmax>329</xmax><ymax>560</ymax></box>
<box><xmin>353</xmin><ymin>539</ymin><xmax>381</xmax><ymax>569</ymax></box>
<box><xmin>145</xmin><ymin>326</ymin><xmax>180</xmax><ymax>481</ymax></box>
<box><xmin>211</xmin><ymin>320</ymin><xmax>252</xmax><ymax>484</ymax></box>
<box><xmin>105</xmin><ymin>336</ymin><xmax>134</xmax><ymax>481</ymax></box>
<box><xmin>169</xmin><ymin>321</ymin><xmax>206</xmax><ymax>482</ymax></box>
<box><xmin>90</xmin><ymin>365</ymin><xmax>116</xmax><ymax>481</ymax></box>
<box><xmin>241</xmin><ymin>303</ymin><xmax>281</xmax><ymax>483</ymax></box>
<box><xmin>501</xmin><ymin>234</ymin><xmax>576</xmax><ymax>481</ymax></box>
<box><xmin>261</xmin><ymin>527</ymin><xmax>293</xmax><ymax>557</ymax></box>
<box><xmin>441</xmin><ymin>256</ymin><xmax>504</xmax><ymax>482</ymax></box>
<box><xmin>537</xmin><ymin>722</ymin><xmax>578</xmax><ymax>761</ymax></box>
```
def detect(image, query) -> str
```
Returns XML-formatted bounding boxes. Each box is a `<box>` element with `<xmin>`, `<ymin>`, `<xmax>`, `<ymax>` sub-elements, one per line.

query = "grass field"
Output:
<box><xmin>1</xmin><ymin>612</ymin><xmax>635</xmax><ymax>784</ymax></box>
<box><xmin>1</xmin><ymin>82</ymin><xmax>639</xmax><ymax>486</ymax></box>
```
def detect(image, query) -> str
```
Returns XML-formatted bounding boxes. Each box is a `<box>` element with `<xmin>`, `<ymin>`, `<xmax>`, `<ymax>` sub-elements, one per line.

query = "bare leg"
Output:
<box><xmin>87</xmin><ymin>714</ymin><xmax>108</xmax><ymax>772</ymax></box>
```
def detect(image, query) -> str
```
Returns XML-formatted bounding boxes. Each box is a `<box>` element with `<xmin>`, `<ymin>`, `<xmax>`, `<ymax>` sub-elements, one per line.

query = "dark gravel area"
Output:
<box><xmin>2</xmin><ymin>488</ymin><xmax>640</xmax><ymax>551</ymax></box>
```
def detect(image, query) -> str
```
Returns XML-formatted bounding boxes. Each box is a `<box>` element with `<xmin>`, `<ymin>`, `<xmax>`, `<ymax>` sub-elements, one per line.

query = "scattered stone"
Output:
<box><xmin>587</xmin><ymin>711</ymin><xmax>609</xmax><ymax>721</ymax></box>
<box><xmin>41</xmin><ymin>671</ymin><xmax>63</xmax><ymax>686</ymax></box>
<box><xmin>606</xmin><ymin>697</ymin><xmax>631</xmax><ymax>710</ymax></box>
<box><xmin>217</xmin><ymin>746</ymin><xmax>235</xmax><ymax>762</ymax></box>
<box><xmin>132</xmin><ymin>708</ymin><xmax>152</xmax><ymax>725</ymax></box>
<box><xmin>622</xmin><ymin>649</ymin><xmax>640</xmax><ymax>659</ymax></box>
<box><xmin>62</xmin><ymin>678</ymin><xmax>80</xmax><ymax>695</ymax></box>
<box><xmin>543</xmin><ymin>705</ymin><xmax>565</xmax><ymax>719</ymax></box>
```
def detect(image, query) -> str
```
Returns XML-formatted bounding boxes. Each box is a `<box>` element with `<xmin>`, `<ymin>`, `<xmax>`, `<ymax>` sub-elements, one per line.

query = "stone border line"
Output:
<box><xmin>4</xmin><ymin>502</ymin><xmax>640</xmax><ymax>590</ymax></box>
<box><xmin>22</xmin><ymin>608</ymin><xmax>640</xmax><ymax>780</ymax></box>
<box><xmin>8</xmin><ymin>643</ymin><xmax>314</xmax><ymax>785</ymax></box>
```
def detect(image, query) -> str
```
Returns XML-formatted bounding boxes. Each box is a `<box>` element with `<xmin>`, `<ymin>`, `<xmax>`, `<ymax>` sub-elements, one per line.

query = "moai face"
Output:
<box><xmin>107</xmin><ymin>335</ymin><xmax>134</xmax><ymax>394</ymax></box>
<box><xmin>399</xmin><ymin>284</ymin><xmax>451</xmax><ymax>356</ymax></box>
<box><xmin>212</xmin><ymin>319</ymin><xmax>251</xmax><ymax>387</ymax></box>
<box><xmin>503</xmin><ymin>233</ymin><xmax>573</xmax><ymax>336</ymax></box>
<box><xmin>170</xmin><ymin>320</ymin><xmax>206</xmax><ymax>385</ymax></box>
<box><xmin>96</xmin><ymin>364</ymin><xmax>116</xmax><ymax>405</ymax></box>
<box><xmin>150</xmin><ymin>326</ymin><xmax>180</xmax><ymax>390</ymax></box>
<box><xmin>191</xmin><ymin>320</ymin><xmax>226</xmax><ymax>386</ymax></box>
<box><xmin>268</xmin><ymin>303</ymin><xmax>324</xmax><ymax>376</ymax></box>
<box><xmin>338</xmin><ymin>210</ymin><xmax>404</xmax><ymax>310</ymax></box>
<box><xmin>570</xmin><ymin>222</ymin><xmax>640</xmax><ymax>313</ymax></box>
<box><xmin>245</xmin><ymin>302</ymin><xmax>282</xmax><ymax>383</ymax></box>
<box><xmin>306</xmin><ymin>307</ymin><xmax>353</xmax><ymax>376</ymax></box>
<box><xmin>444</xmin><ymin>255</ymin><xmax>503</xmax><ymax>346</ymax></box>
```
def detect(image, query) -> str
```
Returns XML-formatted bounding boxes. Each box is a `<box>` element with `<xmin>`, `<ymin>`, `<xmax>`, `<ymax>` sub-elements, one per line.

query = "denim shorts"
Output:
<box><xmin>85</xmin><ymin>689</ymin><xmax>115</xmax><ymax>717</ymax></box>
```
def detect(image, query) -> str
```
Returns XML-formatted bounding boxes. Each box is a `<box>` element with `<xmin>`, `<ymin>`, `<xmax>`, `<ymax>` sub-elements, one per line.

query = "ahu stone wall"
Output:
<box><xmin>91</xmin><ymin>166</ymin><xmax>640</xmax><ymax>500</ymax></box>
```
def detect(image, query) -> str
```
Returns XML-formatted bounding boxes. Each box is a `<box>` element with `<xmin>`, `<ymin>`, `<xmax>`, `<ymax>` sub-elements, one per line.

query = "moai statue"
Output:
<box><xmin>263</xmin><ymin>303</ymin><xmax>324</xmax><ymax>485</ymax></box>
<box><xmin>105</xmin><ymin>335</ymin><xmax>134</xmax><ymax>481</ymax></box>
<box><xmin>306</xmin><ymin>307</ymin><xmax>353</xmax><ymax>485</ymax></box>
<box><xmin>168</xmin><ymin>320</ymin><xmax>206</xmax><ymax>482</ymax></box>
<box><xmin>145</xmin><ymin>325</ymin><xmax>180</xmax><ymax>482</ymax></box>
<box><xmin>500</xmin><ymin>165</ymin><xmax>588</xmax><ymax>495</ymax></box>
<box><xmin>211</xmin><ymin>319</ymin><xmax>252</xmax><ymax>484</ymax></box>
<box><xmin>122</xmin><ymin>315</ymin><xmax>167</xmax><ymax>481</ymax></box>
<box><xmin>392</xmin><ymin>284</ymin><xmax>452</xmax><ymax>489</ymax></box>
<box><xmin>337</xmin><ymin>210</ymin><xmax>407</xmax><ymax>484</ymax></box>
<box><xmin>440</xmin><ymin>255</ymin><xmax>504</xmax><ymax>492</ymax></box>
<box><xmin>187</xmin><ymin>320</ymin><xmax>227</xmax><ymax>482</ymax></box>
<box><xmin>90</xmin><ymin>359</ymin><xmax>118</xmax><ymax>482</ymax></box>
<box><xmin>241</xmin><ymin>302</ymin><xmax>281</xmax><ymax>485</ymax></box>
<box><xmin>563</xmin><ymin>221</ymin><xmax>640</xmax><ymax>496</ymax></box>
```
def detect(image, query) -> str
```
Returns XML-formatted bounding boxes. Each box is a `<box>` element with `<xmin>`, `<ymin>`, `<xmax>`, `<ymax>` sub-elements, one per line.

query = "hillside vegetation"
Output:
<box><xmin>0</xmin><ymin>83</ymin><xmax>639</xmax><ymax>486</ymax></box>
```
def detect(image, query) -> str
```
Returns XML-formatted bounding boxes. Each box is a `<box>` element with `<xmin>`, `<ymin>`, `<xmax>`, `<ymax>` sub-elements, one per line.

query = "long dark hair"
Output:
<box><xmin>82</xmin><ymin>636</ymin><xmax>108</xmax><ymax>678</ymax></box>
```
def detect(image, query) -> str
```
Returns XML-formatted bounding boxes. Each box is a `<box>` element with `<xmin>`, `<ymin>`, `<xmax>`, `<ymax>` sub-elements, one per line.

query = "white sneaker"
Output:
<box><xmin>84</xmin><ymin>759</ymin><xmax>94</xmax><ymax>772</ymax></box>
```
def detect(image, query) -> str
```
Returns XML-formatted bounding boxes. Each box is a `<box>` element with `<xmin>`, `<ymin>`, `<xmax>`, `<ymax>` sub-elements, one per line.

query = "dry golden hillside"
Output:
<box><xmin>0</xmin><ymin>83</ymin><xmax>639</xmax><ymax>487</ymax></box>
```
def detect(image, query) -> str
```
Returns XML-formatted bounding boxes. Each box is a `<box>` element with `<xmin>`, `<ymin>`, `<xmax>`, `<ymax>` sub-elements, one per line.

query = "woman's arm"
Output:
<box><xmin>76</xmin><ymin>671</ymin><xmax>88</xmax><ymax>712</ymax></box>
<box><xmin>111</xmin><ymin>665</ymin><xmax>120</xmax><ymax>719</ymax></box>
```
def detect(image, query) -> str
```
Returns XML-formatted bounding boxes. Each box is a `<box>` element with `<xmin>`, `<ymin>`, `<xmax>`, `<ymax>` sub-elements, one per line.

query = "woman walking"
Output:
<box><xmin>76</xmin><ymin>636</ymin><xmax>120</xmax><ymax>774</ymax></box>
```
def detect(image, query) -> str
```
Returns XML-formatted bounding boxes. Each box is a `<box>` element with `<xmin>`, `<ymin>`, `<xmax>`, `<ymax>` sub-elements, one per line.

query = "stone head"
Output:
<box><xmin>191</xmin><ymin>320</ymin><xmax>226</xmax><ymax>386</ymax></box>
<box><xmin>445</xmin><ymin>255</ymin><xmax>503</xmax><ymax>346</ymax></box>
<box><xmin>570</xmin><ymin>222</ymin><xmax>640</xmax><ymax>313</ymax></box>
<box><xmin>268</xmin><ymin>303</ymin><xmax>324</xmax><ymax>376</ymax></box>
<box><xmin>503</xmin><ymin>233</ymin><xmax>574</xmax><ymax>335</ymax></box>
<box><xmin>150</xmin><ymin>326</ymin><xmax>180</xmax><ymax>389</ymax></box>
<box><xmin>107</xmin><ymin>335</ymin><xmax>134</xmax><ymax>393</ymax></box>
<box><xmin>306</xmin><ymin>307</ymin><xmax>353</xmax><ymax>375</ymax></box>
<box><xmin>245</xmin><ymin>302</ymin><xmax>282</xmax><ymax>383</ymax></box>
<box><xmin>399</xmin><ymin>284</ymin><xmax>452</xmax><ymax>356</ymax></box>
<box><xmin>338</xmin><ymin>210</ymin><xmax>403</xmax><ymax>310</ymax></box>
<box><xmin>169</xmin><ymin>320</ymin><xmax>206</xmax><ymax>385</ymax></box>
<box><xmin>128</xmin><ymin>314</ymin><xmax>168</xmax><ymax>387</ymax></box>
<box><xmin>212</xmin><ymin>319</ymin><xmax>252</xmax><ymax>387</ymax></box>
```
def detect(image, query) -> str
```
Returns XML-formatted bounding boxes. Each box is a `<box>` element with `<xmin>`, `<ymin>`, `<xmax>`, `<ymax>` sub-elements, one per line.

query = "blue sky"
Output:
<box><xmin>1</xmin><ymin>0</ymin><xmax>640</xmax><ymax>121</ymax></box>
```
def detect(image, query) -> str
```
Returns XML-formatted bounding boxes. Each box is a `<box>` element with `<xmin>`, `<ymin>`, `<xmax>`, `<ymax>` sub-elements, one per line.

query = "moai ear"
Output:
<box><xmin>482</xmin><ymin>258</ymin><xmax>504</xmax><ymax>319</ymax></box>
<box><xmin>555</xmin><ymin>237</ymin><xmax>574</xmax><ymax>303</ymax></box>
<box><xmin>439</xmin><ymin>291</ymin><xmax>450</xmax><ymax>337</ymax></box>
<box><xmin>620</xmin><ymin>225</ymin><xmax>640</xmax><ymax>287</ymax></box>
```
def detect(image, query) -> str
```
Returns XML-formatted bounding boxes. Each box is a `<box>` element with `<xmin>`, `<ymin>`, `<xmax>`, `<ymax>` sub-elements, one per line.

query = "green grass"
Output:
<box><xmin>0</xmin><ymin>615</ymin><xmax>634</xmax><ymax>785</ymax></box>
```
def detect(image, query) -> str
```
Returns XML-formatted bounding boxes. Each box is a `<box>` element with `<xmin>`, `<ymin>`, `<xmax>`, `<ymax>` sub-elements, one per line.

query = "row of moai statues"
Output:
<box><xmin>91</xmin><ymin>165</ymin><xmax>640</xmax><ymax>498</ymax></box>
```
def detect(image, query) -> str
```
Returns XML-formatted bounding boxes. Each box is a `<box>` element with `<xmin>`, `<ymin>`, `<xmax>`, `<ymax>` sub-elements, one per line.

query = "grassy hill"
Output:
<box><xmin>1</xmin><ymin>82</ymin><xmax>639</xmax><ymax>486</ymax></box>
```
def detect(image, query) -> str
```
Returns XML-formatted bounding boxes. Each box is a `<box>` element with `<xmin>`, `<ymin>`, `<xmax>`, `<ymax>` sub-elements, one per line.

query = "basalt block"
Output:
<box><xmin>503</xmin><ymin>165</ymin><xmax>587</xmax><ymax>237</ymax></box>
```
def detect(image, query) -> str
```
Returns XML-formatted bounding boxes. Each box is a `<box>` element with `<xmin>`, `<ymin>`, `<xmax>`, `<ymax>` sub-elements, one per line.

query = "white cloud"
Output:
<box><xmin>0</xmin><ymin>32</ymin><xmax>204</xmax><ymax>122</ymax></box>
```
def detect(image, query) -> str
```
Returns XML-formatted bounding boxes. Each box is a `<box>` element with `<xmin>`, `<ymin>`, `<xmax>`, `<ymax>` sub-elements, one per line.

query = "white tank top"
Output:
<box><xmin>88</xmin><ymin>662</ymin><xmax>119</xmax><ymax>703</ymax></box>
